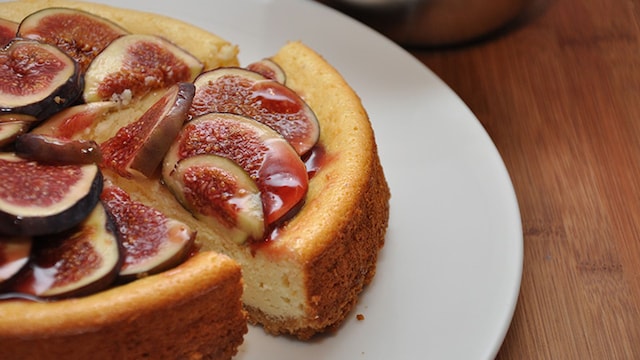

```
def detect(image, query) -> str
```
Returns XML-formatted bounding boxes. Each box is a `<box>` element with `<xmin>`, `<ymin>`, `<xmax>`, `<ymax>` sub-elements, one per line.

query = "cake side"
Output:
<box><xmin>0</xmin><ymin>252</ymin><xmax>247</xmax><ymax>360</ymax></box>
<box><xmin>1</xmin><ymin>0</ymin><xmax>239</xmax><ymax>70</ymax></box>
<box><xmin>252</xmin><ymin>41</ymin><xmax>391</xmax><ymax>339</ymax></box>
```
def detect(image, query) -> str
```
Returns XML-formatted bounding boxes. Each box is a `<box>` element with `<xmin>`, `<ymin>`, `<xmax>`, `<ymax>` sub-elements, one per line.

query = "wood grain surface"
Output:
<box><xmin>330</xmin><ymin>0</ymin><xmax>640</xmax><ymax>358</ymax></box>
<box><xmin>411</xmin><ymin>1</ymin><xmax>640</xmax><ymax>358</ymax></box>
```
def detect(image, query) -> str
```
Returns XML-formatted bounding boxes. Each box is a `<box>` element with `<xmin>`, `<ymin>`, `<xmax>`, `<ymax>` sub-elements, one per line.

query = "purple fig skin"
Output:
<box><xmin>15</xmin><ymin>133</ymin><xmax>103</xmax><ymax>165</ymax></box>
<box><xmin>0</xmin><ymin>154</ymin><xmax>103</xmax><ymax>237</ymax></box>
<box><xmin>0</xmin><ymin>39</ymin><xmax>83</xmax><ymax>121</ymax></box>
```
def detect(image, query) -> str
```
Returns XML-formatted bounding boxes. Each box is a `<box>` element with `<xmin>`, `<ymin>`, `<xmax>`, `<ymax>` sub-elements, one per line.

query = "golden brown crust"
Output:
<box><xmin>260</xmin><ymin>42</ymin><xmax>391</xmax><ymax>339</ymax></box>
<box><xmin>0</xmin><ymin>252</ymin><xmax>247</xmax><ymax>360</ymax></box>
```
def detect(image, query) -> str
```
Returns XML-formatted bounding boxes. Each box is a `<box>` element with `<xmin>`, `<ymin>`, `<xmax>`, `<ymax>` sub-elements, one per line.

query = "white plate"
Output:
<box><xmin>94</xmin><ymin>1</ymin><xmax>523</xmax><ymax>358</ymax></box>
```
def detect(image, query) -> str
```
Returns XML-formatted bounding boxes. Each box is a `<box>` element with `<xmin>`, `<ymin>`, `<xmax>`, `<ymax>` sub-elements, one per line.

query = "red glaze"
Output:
<box><xmin>170</xmin><ymin>113</ymin><xmax>308</xmax><ymax>225</ymax></box>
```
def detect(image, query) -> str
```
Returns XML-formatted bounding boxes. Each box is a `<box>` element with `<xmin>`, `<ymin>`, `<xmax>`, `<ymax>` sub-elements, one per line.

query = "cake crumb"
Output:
<box><xmin>356</xmin><ymin>313</ymin><xmax>365</xmax><ymax>321</ymax></box>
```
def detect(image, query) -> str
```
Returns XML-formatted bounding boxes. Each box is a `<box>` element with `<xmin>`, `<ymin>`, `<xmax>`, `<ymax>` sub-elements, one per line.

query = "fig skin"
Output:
<box><xmin>7</xmin><ymin>202</ymin><xmax>122</xmax><ymax>299</ymax></box>
<box><xmin>15</xmin><ymin>133</ymin><xmax>103</xmax><ymax>165</ymax></box>
<box><xmin>17</xmin><ymin>7</ymin><xmax>129</xmax><ymax>73</ymax></box>
<box><xmin>0</xmin><ymin>153</ymin><xmax>103</xmax><ymax>237</ymax></box>
<box><xmin>83</xmin><ymin>34</ymin><xmax>203</xmax><ymax>104</ymax></box>
<box><xmin>189</xmin><ymin>67</ymin><xmax>320</xmax><ymax>156</ymax></box>
<box><xmin>100</xmin><ymin>83</ymin><xmax>195</xmax><ymax>178</ymax></box>
<box><xmin>0</xmin><ymin>39</ymin><xmax>83</xmax><ymax>121</ymax></box>
<box><xmin>164</xmin><ymin>112</ymin><xmax>309</xmax><ymax>226</ymax></box>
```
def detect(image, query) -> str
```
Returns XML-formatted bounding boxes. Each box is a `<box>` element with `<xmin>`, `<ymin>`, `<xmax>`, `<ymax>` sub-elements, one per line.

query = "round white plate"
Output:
<box><xmin>93</xmin><ymin>1</ymin><xmax>524</xmax><ymax>358</ymax></box>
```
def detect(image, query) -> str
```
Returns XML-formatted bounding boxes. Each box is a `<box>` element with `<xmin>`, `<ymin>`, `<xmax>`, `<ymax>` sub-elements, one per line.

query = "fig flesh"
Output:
<box><xmin>246</xmin><ymin>58</ymin><xmax>286</xmax><ymax>84</ymax></box>
<box><xmin>0</xmin><ymin>18</ymin><xmax>18</xmax><ymax>47</ymax></box>
<box><xmin>83</xmin><ymin>34</ymin><xmax>203</xmax><ymax>104</ymax></box>
<box><xmin>0</xmin><ymin>236</ymin><xmax>32</xmax><ymax>283</ymax></box>
<box><xmin>101</xmin><ymin>83</ymin><xmax>195</xmax><ymax>178</ymax></box>
<box><xmin>15</xmin><ymin>133</ymin><xmax>102</xmax><ymax>165</ymax></box>
<box><xmin>0</xmin><ymin>39</ymin><xmax>82</xmax><ymax>120</ymax></box>
<box><xmin>0</xmin><ymin>121</ymin><xmax>29</xmax><ymax>148</ymax></box>
<box><xmin>17</xmin><ymin>7</ymin><xmax>129</xmax><ymax>73</ymax></box>
<box><xmin>101</xmin><ymin>183</ymin><xmax>195</xmax><ymax>280</ymax></box>
<box><xmin>164</xmin><ymin>113</ymin><xmax>308</xmax><ymax>225</ymax></box>
<box><xmin>0</xmin><ymin>153</ymin><xmax>103</xmax><ymax>236</ymax></box>
<box><xmin>7</xmin><ymin>202</ymin><xmax>121</xmax><ymax>299</ymax></box>
<box><xmin>189</xmin><ymin>67</ymin><xmax>319</xmax><ymax>156</ymax></box>
<box><xmin>165</xmin><ymin>154</ymin><xmax>264</xmax><ymax>244</ymax></box>
<box><xmin>30</xmin><ymin>101</ymin><xmax>115</xmax><ymax>140</ymax></box>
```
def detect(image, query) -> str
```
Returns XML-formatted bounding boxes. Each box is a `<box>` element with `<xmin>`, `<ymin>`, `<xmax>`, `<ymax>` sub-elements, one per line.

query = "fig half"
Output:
<box><xmin>30</xmin><ymin>101</ymin><xmax>115</xmax><ymax>140</ymax></box>
<box><xmin>17</xmin><ymin>7</ymin><xmax>129</xmax><ymax>73</ymax></box>
<box><xmin>101</xmin><ymin>183</ymin><xmax>195</xmax><ymax>280</ymax></box>
<box><xmin>8</xmin><ymin>202</ymin><xmax>121</xmax><ymax>299</ymax></box>
<box><xmin>0</xmin><ymin>39</ymin><xmax>82</xmax><ymax>120</ymax></box>
<box><xmin>83</xmin><ymin>34</ymin><xmax>203</xmax><ymax>104</ymax></box>
<box><xmin>0</xmin><ymin>153</ymin><xmax>103</xmax><ymax>236</ymax></box>
<box><xmin>246</xmin><ymin>58</ymin><xmax>286</xmax><ymax>84</ymax></box>
<box><xmin>164</xmin><ymin>112</ymin><xmax>308</xmax><ymax>226</ymax></box>
<box><xmin>189</xmin><ymin>67</ymin><xmax>319</xmax><ymax>156</ymax></box>
<box><xmin>165</xmin><ymin>154</ymin><xmax>264</xmax><ymax>244</ymax></box>
<box><xmin>101</xmin><ymin>83</ymin><xmax>195</xmax><ymax>178</ymax></box>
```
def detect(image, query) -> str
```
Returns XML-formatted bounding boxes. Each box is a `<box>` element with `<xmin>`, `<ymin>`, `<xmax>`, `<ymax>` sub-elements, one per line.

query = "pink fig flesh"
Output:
<box><xmin>100</xmin><ymin>183</ymin><xmax>195</xmax><ymax>280</ymax></box>
<box><xmin>17</xmin><ymin>7</ymin><xmax>129</xmax><ymax>73</ymax></box>
<box><xmin>165</xmin><ymin>154</ymin><xmax>264</xmax><ymax>244</ymax></box>
<box><xmin>164</xmin><ymin>112</ymin><xmax>308</xmax><ymax>225</ymax></box>
<box><xmin>189</xmin><ymin>67</ymin><xmax>319</xmax><ymax>156</ymax></box>
<box><xmin>101</xmin><ymin>82</ymin><xmax>195</xmax><ymax>178</ymax></box>
<box><xmin>0</xmin><ymin>18</ymin><xmax>18</xmax><ymax>47</ymax></box>
<box><xmin>30</xmin><ymin>101</ymin><xmax>115</xmax><ymax>140</ymax></box>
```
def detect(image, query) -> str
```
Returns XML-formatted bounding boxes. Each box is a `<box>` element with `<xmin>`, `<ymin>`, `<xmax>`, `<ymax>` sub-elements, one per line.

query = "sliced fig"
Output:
<box><xmin>0</xmin><ymin>121</ymin><xmax>29</xmax><ymax>148</ymax></box>
<box><xmin>8</xmin><ymin>202</ymin><xmax>121</xmax><ymax>299</ymax></box>
<box><xmin>246</xmin><ymin>58</ymin><xmax>286</xmax><ymax>84</ymax></box>
<box><xmin>100</xmin><ymin>183</ymin><xmax>195</xmax><ymax>280</ymax></box>
<box><xmin>17</xmin><ymin>7</ymin><xmax>129</xmax><ymax>73</ymax></box>
<box><xmin>166</xmin><ymin>154</ymin><xmax>264</xmax><ymax>244</ymax></box>
<box><xmin>0</xmin><ymin>39</ymin><xmax>82</xmax><ymax>120</ymax></box>
<box><xmin>30</xmin><ymin>101</ymin><xmax>115</xmax><ymax>140</ymax></box>
<box><xmin>189</xmin><ymin>67</ymin><xmax>319</xmax><ymax>156</ymax></box>
<box><xmin>0</xmin><ymin>153</ymin><xmax>103</xmax><ymax>236</ymax></box>
<box><xmin>100</xmin><ymin>82</ymin><xmax>195</xmax><ymax>178</ymax></box>
<box><xmin>15</xmin><ymin>133</ymin><xmax>102</xmax><ymax>165</ymax></box>
<box><xmin>0</xmin><ymin>114</ymin><xmax>38</xmax><ymax>147</ymax></box>
<box><xmin>164</xmin><ymin>113</ymin><xmax>308</xmax><ymax>225</ymax></box>
<box><xmin>83</xmin><ymin>34</ymin><xmax>203</xmax><ymax>104</ymax></box>
<box><xmin>0</xmin><ymin>236</ymin><xmax>32</xmax><ymax>283</ymax></box>
<box><xmin>0</xmin><ymin>18</ymin><xmax>18</xmax><ymax>47</ymax></box>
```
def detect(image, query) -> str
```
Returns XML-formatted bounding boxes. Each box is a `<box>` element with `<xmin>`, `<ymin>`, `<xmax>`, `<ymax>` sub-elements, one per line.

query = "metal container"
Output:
<box><xmin>322</xmin><ymin>0</ymin><xmax>528</xmax><ymax>47</ymax></box>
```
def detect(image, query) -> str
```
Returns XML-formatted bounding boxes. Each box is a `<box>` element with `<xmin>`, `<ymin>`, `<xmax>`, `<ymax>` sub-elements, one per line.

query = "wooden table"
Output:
<box><xmin>329</xmin><ymin>0</ymin><xmax>640</xmax><ymax>358</ymax></box>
